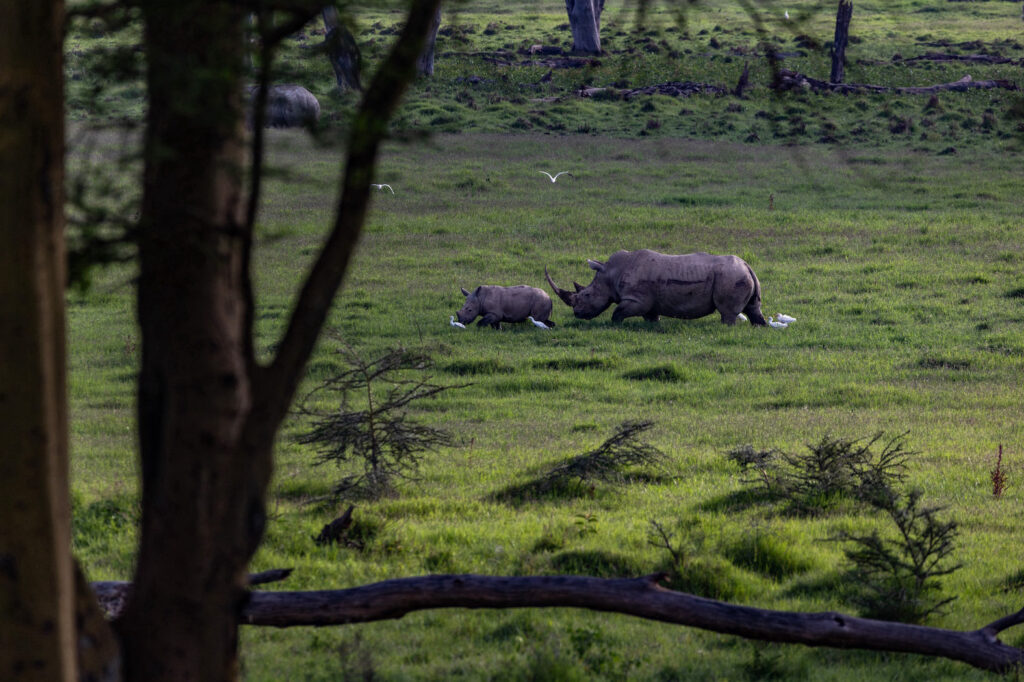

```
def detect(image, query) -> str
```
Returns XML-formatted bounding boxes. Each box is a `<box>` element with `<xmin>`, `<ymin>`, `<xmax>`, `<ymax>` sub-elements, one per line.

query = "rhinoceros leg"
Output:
<box><xmin>478</xmin><ymin>312</ymin><xmax>501</xmax><ymax>329</ymax></box>
<box><xmin>719</xmin><ymin>311</ymin><xmax>741</xmax><ymax>325</ymax></box>
<box><xmin>611</xmin><ymin>299</ymin><xmax>652</xmax><ymax>323</ymax></box>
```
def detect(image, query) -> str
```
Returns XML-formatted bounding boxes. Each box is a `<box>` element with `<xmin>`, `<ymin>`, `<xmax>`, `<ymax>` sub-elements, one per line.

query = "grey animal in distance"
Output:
<box><xmin>546</xmin><ymin>249</ymin><xmax>767</xmax><ymax>326</ymax></box>
<box><xmin>456</xmin><ymin>285</ymin><xmax>556</xmax><ymax>330</ymax></box>
<box><xmin>371</xmin><ymin>184</ymin><xmax>394</xmax><ymax>193</ymax></box>
<box><xmin>248</xmin><ymin>84</ymin><xmax>320</xmax><ymax>129</ymax></box>
<box><xmin>538</xmin><ymin>171</ymin><xmax>574</xmax><ymax>183</ymax></box>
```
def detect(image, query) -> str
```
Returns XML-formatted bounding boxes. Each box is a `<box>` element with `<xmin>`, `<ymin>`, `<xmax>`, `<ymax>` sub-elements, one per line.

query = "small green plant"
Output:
<box><xmin>298</xmin><ymin>341</ymin><xmax>468</xmax><ymax>500</ymax></box>
<box><xmin>726</xmin><ymin>444</ymin><xmax>780</xmax><ymax>492</ymax></box>
<box><xmin>834</xmin><ymin>488</ymin><xmax>961</xmax><ymax>623</ymax></box>
<box><xmin>573</xmin><ymin>512</ymin><xmax>598</xmax><ymax>538</ymax></box>
<box><xmin>992</xmin><ymin>444</ymin><xmax>1007</xmax><ymax>498</ymax></box>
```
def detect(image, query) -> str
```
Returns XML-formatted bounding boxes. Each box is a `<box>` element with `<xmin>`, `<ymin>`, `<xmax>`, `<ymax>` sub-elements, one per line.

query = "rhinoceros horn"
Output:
<box><xmin>545</xmin><ymin>266</ymin><xmax>575</xmax><ymax>306</ymax></box>
<box><xmin>460</xmin><ymin>287</ymin><xmax>471</xmax><ymax>297</ymax></box>
<box><xmin>573</xmin><ymin>281</ymin><xmax>584</xmax><ymax>292</ymax></box>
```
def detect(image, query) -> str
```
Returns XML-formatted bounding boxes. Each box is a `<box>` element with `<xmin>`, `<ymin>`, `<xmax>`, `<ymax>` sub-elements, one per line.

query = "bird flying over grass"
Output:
<box><xmin>538</xmin><ymin>171</ymin><xmax>573</xmax><ymax>183</ymax></box>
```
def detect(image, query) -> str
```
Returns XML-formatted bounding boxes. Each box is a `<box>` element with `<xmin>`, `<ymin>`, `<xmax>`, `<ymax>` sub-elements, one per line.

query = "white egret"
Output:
<box><xmin>538</xmin><ymin>171</ymin><xmax>573</xmax><ymax>183</ymax></box>
<box><xmin>527</xmin><ymin>316</ymin><xmax>550</xmax><ymax>329</ymax></box>
<box><xmin>777</xmin><ymin>313</ymin><xmax>796</xmax><ymax>324</ymax></box>
<box><xmin>768</xmin><ymin>315</ymin><xmax>788</xmax><ymax>329</ymax></box>
<box><xmin>784</xmin><ymin>10</ymin><xmax>790</xmax><ymax>20</ymax></box>
<box><xmin>738</xmin><ymin>312</ymin><xmax>749</xmax><ymax>322</ymax></box>
<box><xmin>371</xmin><ymin>183</ymin><xmax>394</xmax><ymax>193</ymax></box>
<box><xmin>450</xmin><ymin>315</ymin><xmax>466</xmax><ymax>329</ymax></box>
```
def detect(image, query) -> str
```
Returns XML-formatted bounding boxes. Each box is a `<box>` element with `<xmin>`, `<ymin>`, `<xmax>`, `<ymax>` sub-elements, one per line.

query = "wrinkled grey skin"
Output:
<box><xmin>545</xmin><ymin>249</ymin><xmax>767</xmax><ymax>325</ymax></box>
<box><xmin>456</xmin><ymin>285</ymin><xmax>556</xmax><ymax>329</ymax></box>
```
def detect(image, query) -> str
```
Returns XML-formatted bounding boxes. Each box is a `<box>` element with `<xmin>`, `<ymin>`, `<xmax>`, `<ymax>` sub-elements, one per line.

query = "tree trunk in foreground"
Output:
<box><xmin>565</xmin><ymin>0</ymin><xmax>604</xmax><ymax>55</ymax></box>
<box><xmin>94</xmin><ymin>574</ymin><xmax>1024</xmax><ymax>674</ymax></box>
<box><xmin>120</xmin><ymin>4</ymin><xmax>254</xmax><ymax>680</ymax></box>
<box><xmin>0</xmin><ymin>1</ymin><xmax>76</xmax><ymax>679</ymax></box>
<box><xmin>117</xmin><ymin>0</ymin><xmax>444</xmax><ymax>680</ymax></box>
<box><xmin>830</xmin><ymin>0</ymin><xmax>853</xmax><ymax>84</ymax></box>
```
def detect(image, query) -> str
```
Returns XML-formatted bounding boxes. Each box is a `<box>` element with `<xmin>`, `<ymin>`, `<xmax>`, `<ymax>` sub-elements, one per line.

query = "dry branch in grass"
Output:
<box><xmin>93</xmin><ymin>574</ymin><xmax>1024</xmax><ymax>673</ymax></box>
<box><xmin>774</xmin><ymin>69</ymin><xmax>1019</xmax><ymax>95</ymax></box>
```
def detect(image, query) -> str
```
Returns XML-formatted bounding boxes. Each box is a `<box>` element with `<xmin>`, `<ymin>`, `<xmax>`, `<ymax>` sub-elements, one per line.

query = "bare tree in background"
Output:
<box><xmin>323</xmin><ymin>5</ymin><xmax>362</xmax><ymax>91</ymax></box>
<box><xmin>830</xmin><ymin>0</ymin><xmax>853</xmax><ymax>83</ymax></box>
<box><xmin>566</xmin><ymin>0</ymin><xmax>605</xmax><ymax>55</ymax></box>
<box><xmin>417</xmin><ymin>4</ymin><xmax>443</xmax><ymax>76</ymax></box>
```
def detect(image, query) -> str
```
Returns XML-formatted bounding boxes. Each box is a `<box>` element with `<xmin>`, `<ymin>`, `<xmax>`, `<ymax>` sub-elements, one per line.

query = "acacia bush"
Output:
<box><xmin>298</xmin><ymin>342</ymin><xmax>468</xmax><ymax>500</ymax></box>
<box><xmin>727</xmin><ymin>433</ymin><xmax>961</xmax><ymax>622</ymax></box>
<box><xmin>727</xmin><ymin>433</ymin><xmax>914</xmax><ymax>515</ymax></box>
<box><xmin>834</xmin><ymin>488</ymin><xmax>961</xmax><ymax>623</ymax></box>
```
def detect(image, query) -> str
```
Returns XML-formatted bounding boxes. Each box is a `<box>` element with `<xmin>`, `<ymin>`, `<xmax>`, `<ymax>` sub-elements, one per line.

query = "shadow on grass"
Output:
<box><xmin>488</xmin><ymin>476</ymin><xmax>599</xmax><ymax>507</ymax></box>
<box><xmin>489</xmin><ymin>471</ymin><xmax>676</xmax><ymax>507</ymax></box>
<box><xmin>698</xmin><ymin>487</ymin><xmax>778</xmax><ymax>514</ymax></box>
<box><xmin>655</xmin><ymin>556</ymin><xmax>758</xmax><ymax>602</ymax></box>
<box><xmin>546</xmin><ymin>549</ymin><xmax>644</xmax><ymax>578</ymax></box>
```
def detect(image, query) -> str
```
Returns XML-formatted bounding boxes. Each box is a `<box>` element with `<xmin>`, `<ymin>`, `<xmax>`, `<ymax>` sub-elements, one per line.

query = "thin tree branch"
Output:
<box><xmin>256</xmin><ymin>0</ymin><xmax>443</xmax><ymax>422</ymax></box>
<box><xmin>981</xmin><ymin>607</ymin><xmax>1024</xmax><ymax>638</ymax></box>
<box><xmin>91</xmin><ymin>574</ymin><xmax>1024</xmax><ymax>673</ymax></box>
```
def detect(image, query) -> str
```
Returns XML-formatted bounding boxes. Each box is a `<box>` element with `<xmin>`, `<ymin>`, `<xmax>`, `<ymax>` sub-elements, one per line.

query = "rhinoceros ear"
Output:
<box><xmin>587</xmin><ymin>259</ymin><xmax>605</xmax><ymax>272</ymax></box>
<box><xmin>460</xmin><ymin>287</ymin><xmax>470</xmax><ymax>297</ymax></box>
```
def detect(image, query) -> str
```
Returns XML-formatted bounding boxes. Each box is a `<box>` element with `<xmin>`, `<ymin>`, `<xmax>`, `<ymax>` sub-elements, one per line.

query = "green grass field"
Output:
<box><xmin>66</xmin><ymin>1</ymin><xmax>1024</xmax><ymax>679</ymax></box>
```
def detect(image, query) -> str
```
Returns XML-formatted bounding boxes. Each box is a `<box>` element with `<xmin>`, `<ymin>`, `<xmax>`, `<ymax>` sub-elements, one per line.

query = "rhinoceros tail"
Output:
<box><xmin>742</xmin><ymin>263</ymin><xmax>768</xmax><ymax>326</ymax></box>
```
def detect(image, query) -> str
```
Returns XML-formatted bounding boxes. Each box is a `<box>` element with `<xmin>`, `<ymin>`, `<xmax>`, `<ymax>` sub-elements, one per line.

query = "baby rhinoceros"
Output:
<box><xmin>456</xmin><ymin>285</ymin><xmax>556</xmax><ymax>330</ymax></box>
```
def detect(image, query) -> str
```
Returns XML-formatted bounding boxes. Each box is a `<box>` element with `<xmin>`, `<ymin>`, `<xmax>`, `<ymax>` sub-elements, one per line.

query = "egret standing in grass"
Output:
<box><xmin>527</xmin><ymin>316</ymin><xmax>551</xmax><ymax>329</ymax></box>
<box><xmin>449</xmin><ymin>315</ymin><xmax>466</xmax><ymax>329</ymax></box>
<box><xmin>768</xmin><ymin>315</ymin><xmax>788</xmax><ymax>329</ymax></box>
<box><xmin>776</xmin><ymin>313</ymin><xmax>796</xmax><ymax>324</ymax></box>
<box><xmin>538</xmin><ymin>171</ymin><xmax>573</xmax><ymax>183</ymax></box>
<box><xmin>371</xmin><ymin>183</ymin><xmax>394</xmax><ymax>193</ymax></box>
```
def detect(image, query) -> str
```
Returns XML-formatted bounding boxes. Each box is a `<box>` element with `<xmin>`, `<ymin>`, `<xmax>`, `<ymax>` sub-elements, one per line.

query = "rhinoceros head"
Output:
<box><xmin>456</xmin><ymin>286</ymin><xmax>481</xmax><ymax>324</ymax></box>
<box><xmin>545</xmin><ymin>261</ymin><xmax>615</xmax><ymax>320</ymax></box>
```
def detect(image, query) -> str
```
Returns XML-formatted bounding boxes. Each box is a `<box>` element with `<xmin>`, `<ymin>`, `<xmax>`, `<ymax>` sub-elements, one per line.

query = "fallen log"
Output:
<box><xmin>774</xmin><ymin>69</ymin><xmax>1019</xmax><ymax>95</ymax></box>
<box><xmin>577</xmin><ymin>81</ymin><xmax>726</xmax><ymax>100</ymax></box>
<box><xmin>92</xmin><ymin>573</ymin><xmax>1024</xmax><ymax>674</ymax></box>
<box><xmin>898</xmin><ymin>52</ymin><xmax>1017</xmax><ymax>65</ymax></box>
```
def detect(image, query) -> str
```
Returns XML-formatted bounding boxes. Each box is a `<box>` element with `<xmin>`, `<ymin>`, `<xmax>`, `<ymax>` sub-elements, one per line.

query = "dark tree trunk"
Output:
<box><xmin>416</xmin><ymin>5</ymin><xmax>442</xmax><ymax>76</ymax></box>
<box><xmin>322</xmin><ymin>7</ymin><xmax>362</xmax><ymax>91</ymax></box>
<box><xmin>117</xmin><ymin>0</ymin><xmax>444</xmax><ymax>679</ymax></box>
<box><xmin>119</xmin><ymin>3</ymin><xmax>261</xmax><ymax>681</ymax></box>
<box><xmin>565</xmin><ymin>0</ymin><xmax>604</xmax><ymax>55</ymax></box>
<box><xmin>830</xmin><ymin>0</ymin><xmax>853</xmax><ymax>84</ymax></box>
<box><xmin>0</xmin><ymin>1</ymin><xmax>78</xmax><ymax>679</ymax></box>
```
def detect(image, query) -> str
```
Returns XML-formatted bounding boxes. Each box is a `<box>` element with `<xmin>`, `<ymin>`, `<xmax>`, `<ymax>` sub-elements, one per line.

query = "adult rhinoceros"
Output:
<box><xmin>545</xmin><ymin>249</ymin><xmax>767</xmax><ymax>325</ymax></box>
<box><xmin>456</xmin><ymin>285</ymin><xmax>556</xmax><ymax>329</ymax></box>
